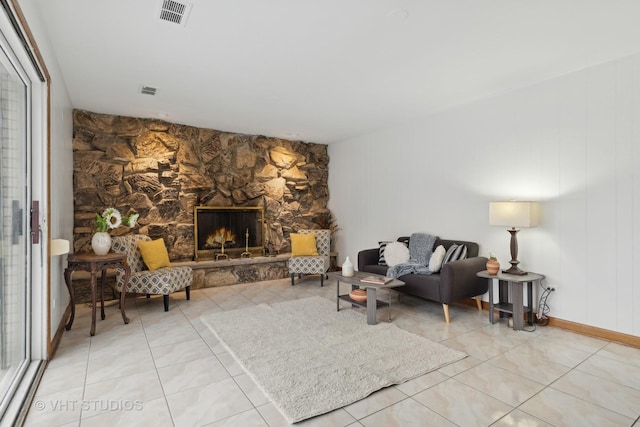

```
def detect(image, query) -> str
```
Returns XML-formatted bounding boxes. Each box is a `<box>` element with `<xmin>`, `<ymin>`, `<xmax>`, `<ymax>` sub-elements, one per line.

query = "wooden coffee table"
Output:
<box><xmin>328</xmin><ymin>271</ymin><xmax>405</xmax><ymax>325</ymax></box>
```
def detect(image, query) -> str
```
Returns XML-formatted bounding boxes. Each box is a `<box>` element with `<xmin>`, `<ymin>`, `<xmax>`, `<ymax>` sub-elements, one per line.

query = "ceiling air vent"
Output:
<box><xmin>140</xmin><ymin>85</ymin><xmax>157</xmax><ymax>96</ymax></box>
<box><xmin>158</xmin><ymin>0</ymin><xmax>192</xmax><ymax>26</ymax></box>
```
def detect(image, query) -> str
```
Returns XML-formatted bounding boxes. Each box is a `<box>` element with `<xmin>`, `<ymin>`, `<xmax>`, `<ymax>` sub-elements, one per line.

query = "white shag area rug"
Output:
<box><xmin>201</xmin><ymin>296</ymin><xmax>465</xmax><ymax>423</ymax></box>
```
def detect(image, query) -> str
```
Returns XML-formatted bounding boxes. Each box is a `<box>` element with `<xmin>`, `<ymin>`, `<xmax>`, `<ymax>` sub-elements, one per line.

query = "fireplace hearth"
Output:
<box><xmin>194</xmin><ymin>206</ymin><xmax>264</xmax><ymax>260</ymax></box>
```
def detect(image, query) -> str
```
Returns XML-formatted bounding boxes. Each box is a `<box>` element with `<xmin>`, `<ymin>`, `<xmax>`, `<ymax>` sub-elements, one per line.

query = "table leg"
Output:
<box><xmin>336</xmin><ymin>278</ymin><xmax>340</xmax><ymax>312</ymax></box>
<box><xmin>527</xmin><ymin>281</ymin><xmax>534</xmax><ymax>325</ymax></box>
<box><xmin>511</xmin><ymin>281</ymin><xmax>524</xmax><ymax>330</ymax></box>
<box><xmin>488</xmin><ymin>278</ymin><xmax>495</xmax><ymax>324</ymax></box>
<box><xmin>498</xmin><ymin>280</ymin><xmax>508</xmax><ymax>320</ymax></box>
<box><xmin>120</xmin><ymin>262</ymin><xmax>130</xmax><ymax>324</ymax></box>
<box><xmin>90</xmin><ymin>272</ymin><xmax>97</xmax><ymax>336</ymax></box>
<box><xmin>366</xmin><ymin>287</ymin><xmax>377</xmax><ymax>325</ymax></box>
<box><xmin>100</xmin><ymin>269</ymin><xmax>106</xmax><ymax>321</ymax></box>
<box><xmin>64</xmin><ymin>268</ymin><xmax>75</xmax><ymax>330</ymax></box>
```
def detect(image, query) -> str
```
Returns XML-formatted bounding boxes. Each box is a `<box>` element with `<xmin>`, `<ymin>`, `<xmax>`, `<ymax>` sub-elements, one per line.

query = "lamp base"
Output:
<box><xmin>504</xmin><ymin>228</ymin><xmax>527</xmax><ymax>275</ymax></box>
<box><xmin>502</xmin><ymin>264</ymin><xmax>527</xmax><ymax>275</ymax></box>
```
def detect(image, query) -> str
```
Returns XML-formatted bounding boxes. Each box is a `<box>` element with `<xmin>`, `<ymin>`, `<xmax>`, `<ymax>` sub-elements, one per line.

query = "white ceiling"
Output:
<box><xmin>35</xmin><ymin>0</ymin><xmax>640</xmax><ymax>144</ymax></box>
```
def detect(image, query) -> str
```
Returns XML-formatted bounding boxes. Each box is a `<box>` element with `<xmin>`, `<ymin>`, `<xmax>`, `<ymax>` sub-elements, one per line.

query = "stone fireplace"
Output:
<box><xmin>69</xmin><ymin>109</ymin><xmax>335</xmax><ymax>302</ymax></box>
<box><xmin>194</xmin><ymin>206</ymin><xmax>264</xmax><ymax>259</ymax></box>
<box><xmin>72</xmin><ymin>109</ymin><xmax>332</xmax><ymax>261</ymax></box>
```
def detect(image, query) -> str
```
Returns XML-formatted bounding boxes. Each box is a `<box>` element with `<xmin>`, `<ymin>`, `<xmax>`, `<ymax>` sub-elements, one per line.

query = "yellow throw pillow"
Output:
<box><xmin>137</xmin><ymin>238</ymin><xmax>170</xmax><ymax>271</ymax></box>
<box><xmin>290</xmin><ymin>233</ymin><xmax>318</xmax><ymax>256</ymax></box>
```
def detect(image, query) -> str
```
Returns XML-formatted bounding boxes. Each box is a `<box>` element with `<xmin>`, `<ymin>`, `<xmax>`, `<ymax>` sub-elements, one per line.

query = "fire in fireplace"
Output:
<box><xmin>194</xmin><ymin>206</ymin><xmax>264</xmax><ymax>260</ymax></box>
<box><xmin>205</xmin><ymin>227</ymin><xmax>237</xmax><ymax>249</ymax></box>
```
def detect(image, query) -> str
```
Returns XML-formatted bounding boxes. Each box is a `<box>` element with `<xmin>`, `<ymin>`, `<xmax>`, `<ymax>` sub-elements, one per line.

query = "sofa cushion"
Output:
<box><xmin>443</xmin><ymin>244</ymin><xmax>467</xmax><ymax>264</ymax></box>
<box><xmin>429</xmin><ymin>245</ymin><xmax>446</xmax><ymax>273</ymax></box>
<box><xmin>362</xmin><ymin>264</ymin><xmax>389</xmax><ymax>276</ymax></box>
<box><xmin>396</xmin><ymin>272</ymin><xmax>442</xmax><ymax>302</ymax></box>
<box><xmin>383</xmin><ymin>241</ymin><xmax>409</xmax><ymax>267</ymax></box>
<box><xmin>378</xmin><ymin>241</ymin><xmax>391</xmax><ymax>266</ymax></box>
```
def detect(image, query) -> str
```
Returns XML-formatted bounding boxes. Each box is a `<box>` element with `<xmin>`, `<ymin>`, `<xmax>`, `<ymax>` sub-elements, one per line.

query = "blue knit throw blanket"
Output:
<box><xmin>387</xmin><ymin>233</ymin><xmax>439</xmax><ymax>278</ymax></box>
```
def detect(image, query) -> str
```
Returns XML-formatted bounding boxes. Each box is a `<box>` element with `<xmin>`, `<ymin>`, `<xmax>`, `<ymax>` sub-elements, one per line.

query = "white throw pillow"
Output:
<box><xmin>383</xmin><ymin>241</ymin><xmax>410</xmax><ymax>267</ymax></box>
<box><xmin>429</xmin><ymin>245</ymin><xmax>446</xmax><ymax>273</ymax></box>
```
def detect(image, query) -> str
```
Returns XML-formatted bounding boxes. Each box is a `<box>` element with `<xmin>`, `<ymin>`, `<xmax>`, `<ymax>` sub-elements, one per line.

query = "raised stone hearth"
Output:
<box><xmin>182</xmin><ymin>255</ymin><xmax>290</xmax><ymax>287</ymax></box>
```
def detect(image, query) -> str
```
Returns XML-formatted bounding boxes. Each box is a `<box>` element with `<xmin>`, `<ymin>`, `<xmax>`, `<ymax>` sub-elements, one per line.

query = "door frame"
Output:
<box><xmin>0</xmin><ymin>1</ymin><xmax>51</xmax><ymax>425</ymax></box>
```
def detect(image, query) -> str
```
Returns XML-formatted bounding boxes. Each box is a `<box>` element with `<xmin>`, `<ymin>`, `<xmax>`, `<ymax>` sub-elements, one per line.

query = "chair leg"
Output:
<box><xmin>146</xmin><ymin>294</ymin><xmax>151</xmax><ymax>299</ymax></box>
<box><xmin>320</xmin><ymin>274</ymin><xmax>324</xmax><ymax>287</ymax></box>
<box><xmin>442</xmin><ymin>304</ymin><xmax>450</xmax><ymax>323</ymax></box>
<box><xmin>163</xmin><ymin>295</ymin><xmax>169</xmax><ymax>312</ymax></box>
<box><xmin>475</xmin><ymin>295</ymin><xmax>482</xmax><ymax>311</ymax></box>
<box><xmin>185</xmin><ymin>285</ymin><xmax>191</xmax><ymax>300</ymax></box>
<box><xmin>291</xmin><ymin>274</ymin><xmax>295</xmax><ymax>286</ymax></box>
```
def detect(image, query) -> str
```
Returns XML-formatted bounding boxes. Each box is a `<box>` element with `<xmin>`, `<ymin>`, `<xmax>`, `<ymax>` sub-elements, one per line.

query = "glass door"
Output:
<box><xmin>0</xmin><ymin>28</ymin><xmax>30</xmax><ymax>418</ymax></box>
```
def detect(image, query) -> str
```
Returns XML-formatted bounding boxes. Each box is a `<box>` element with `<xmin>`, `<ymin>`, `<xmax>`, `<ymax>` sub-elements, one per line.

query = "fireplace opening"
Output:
<box><xmin>194</xmin><ymin>206</ymin><xmax>264</xmax><ymax>260</ymax></box>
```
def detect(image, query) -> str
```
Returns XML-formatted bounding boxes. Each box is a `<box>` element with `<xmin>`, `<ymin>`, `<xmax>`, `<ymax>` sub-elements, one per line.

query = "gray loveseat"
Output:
<box><xmin>358</xmin><ymin>236</ymin><xmax>488</xmax><ymax>323</ymax></box>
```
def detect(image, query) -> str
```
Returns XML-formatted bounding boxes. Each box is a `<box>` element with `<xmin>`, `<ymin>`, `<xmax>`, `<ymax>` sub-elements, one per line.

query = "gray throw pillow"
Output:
<box><xmin>378</xmin><ymin>241</ymin><xmax>391</xmax><ymax>266</ymax></box>
<box><xmin>443</xmin><ymin>244</ymin><xmax>467</xmax><ymax>264</ymax></box>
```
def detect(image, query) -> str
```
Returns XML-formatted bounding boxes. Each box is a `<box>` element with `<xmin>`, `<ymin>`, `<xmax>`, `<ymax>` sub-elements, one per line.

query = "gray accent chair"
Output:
<box><xmin>111</xmin><ymin>234</ymin><xmax>192</xmax><ymax>311</ymax></box>
<box><xmin>287</xmin><ymin>229</ymin><xmax>331</xmax><ymax>287</ymax></box>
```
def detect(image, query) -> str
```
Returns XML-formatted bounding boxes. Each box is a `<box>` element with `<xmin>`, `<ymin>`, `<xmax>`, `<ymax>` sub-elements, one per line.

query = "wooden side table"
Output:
<box><xmin>64</xmin><ymin>253</ymin><xmax>131</xmax><ymax>336</ymax></box>
<box><xmin>477</xmin><ymin>270</ymin><xmax>545</xmax><ymax>330</ymax></box>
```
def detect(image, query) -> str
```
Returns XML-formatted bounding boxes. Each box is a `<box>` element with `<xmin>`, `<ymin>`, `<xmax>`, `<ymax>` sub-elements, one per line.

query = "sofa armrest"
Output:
<box><xmin>357</xmin><ymin>248</ymin><xmax>379</xmax><ymax>270</ymax></box>
<box><xmin>439</xmin><ymin>256</ymin><xmax>488</xmax><ymax>304</ymax></box>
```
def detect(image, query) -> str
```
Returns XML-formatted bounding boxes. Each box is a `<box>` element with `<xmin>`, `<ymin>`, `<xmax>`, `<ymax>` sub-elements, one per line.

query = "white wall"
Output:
<box><xmin>329</xmin><ymin>53</ymin><xmax>640</xmax><ymax>336</ymax></box>
<box><xmin>17</xmin><ymin>1</ymin><xmax>640</xmax><ymax>338</ymax></box>
<box><xmin>19</xmin><ymin>0</ymin><xmax>74</xmax><ymax>343</ymax></box>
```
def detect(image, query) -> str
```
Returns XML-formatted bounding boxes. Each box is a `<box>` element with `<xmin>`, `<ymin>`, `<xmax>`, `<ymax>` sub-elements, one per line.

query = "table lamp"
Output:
<box><xmin>489</xmin><ymin>201</ymin><xmax>539</xmax><ymax>275</ymax></box>
<box><xmin>51</xmin><ymin>239</ymin><xmax>70</xmax><ymax>256</ymax></box>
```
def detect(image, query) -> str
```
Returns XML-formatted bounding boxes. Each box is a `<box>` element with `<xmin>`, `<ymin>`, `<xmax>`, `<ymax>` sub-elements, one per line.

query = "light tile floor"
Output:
<box><xmin>24</xmin><ymin>277</ymin><xmax>640</xmax><ymax>427</ymax></box>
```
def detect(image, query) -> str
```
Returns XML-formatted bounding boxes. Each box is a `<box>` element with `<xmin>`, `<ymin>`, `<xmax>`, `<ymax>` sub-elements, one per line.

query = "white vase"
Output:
<box><xmin>91</xmin><ymin>232</ymin><xmax>112</xmax><ymax>255</ymax></box>
<box><xmin>342</xmin><ymin>256</ymin><xmax>354</xmax><ymax>277</ymax></box>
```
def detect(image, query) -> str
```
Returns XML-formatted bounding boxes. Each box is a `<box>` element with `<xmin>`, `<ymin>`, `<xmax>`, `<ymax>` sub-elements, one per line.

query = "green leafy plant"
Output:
<box><xmin>95</xmin><ymin>208</ymin><xmax>139</xmax><ymax>232</ymax></box>
<box><xmin>317</xmin><ymin>211</ymin><xmax>342</xmax><ymax>252</ymax></box>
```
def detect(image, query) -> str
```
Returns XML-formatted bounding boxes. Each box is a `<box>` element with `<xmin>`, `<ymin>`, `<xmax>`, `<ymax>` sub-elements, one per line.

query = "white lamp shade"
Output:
<box><xmin>51</xmin><ymin>239</ymin><xmax>70</xmax><ymax>256</ymax></box>
<box><xmin>489</xmin><ymin>201</ymin><xmax>540</xmax><ymax>228</ymax></box>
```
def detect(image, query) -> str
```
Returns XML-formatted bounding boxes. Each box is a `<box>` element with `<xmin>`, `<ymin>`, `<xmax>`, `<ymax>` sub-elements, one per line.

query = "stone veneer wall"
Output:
<box><xmin>72</xmin><ymin>109</ymin><xmax>331</xmax><ymax>260</ymax></box>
